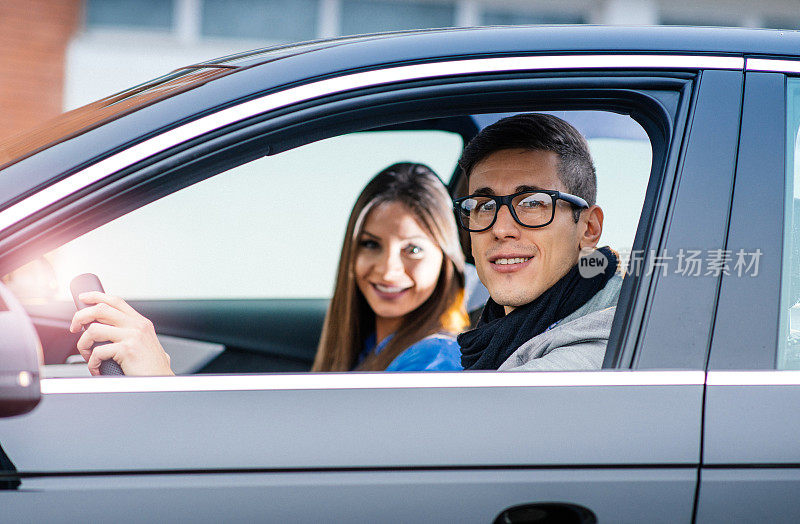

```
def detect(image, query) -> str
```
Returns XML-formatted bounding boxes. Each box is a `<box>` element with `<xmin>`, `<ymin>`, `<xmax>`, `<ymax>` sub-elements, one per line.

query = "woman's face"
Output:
<box><xmin>354</xmin><ymin>201</ymin><xmax>444</xmax><ymax>327</ymax></box>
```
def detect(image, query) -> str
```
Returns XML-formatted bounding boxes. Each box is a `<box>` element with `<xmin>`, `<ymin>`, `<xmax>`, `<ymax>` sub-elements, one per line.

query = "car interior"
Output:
<box><xmin>1</xmin><ymin>109</ymin><xmax>653</xmax><ymax>377</ymax></box>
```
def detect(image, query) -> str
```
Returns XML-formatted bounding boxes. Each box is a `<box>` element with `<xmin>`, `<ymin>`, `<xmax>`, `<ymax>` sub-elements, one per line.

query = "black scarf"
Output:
<box><xmin>458</xmin><ymin>246</ymin><xmax>618</xmax><ymax>370</ymax></box>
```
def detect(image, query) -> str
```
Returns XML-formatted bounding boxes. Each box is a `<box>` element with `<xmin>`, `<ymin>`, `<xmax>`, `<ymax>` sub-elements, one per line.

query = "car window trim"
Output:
<box><xmin>707</xmin><ymin>370</ymin><xmax>800</xmax><ymax>385</ymax></box>
<box><xmin>0</xmin><ymin>54</ymin><xmax>742</xmax><ymax>233</ymax></box>
<box><xmin>747</xmin><ymin>58</ymin><xmax>800</xmax><ymax>73</ymax></box>
<box><xmin>46</xmin><ymin>369</ymin><xmax>800</xmax><ymax>394</ymax></box>
<box><xmin>40</xmin><ymin>370</ymin><xmax>706</xmax><ymax>394</ymax></box>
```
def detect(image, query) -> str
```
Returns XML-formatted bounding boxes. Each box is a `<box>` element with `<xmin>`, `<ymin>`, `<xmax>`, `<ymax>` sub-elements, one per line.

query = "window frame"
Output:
<box><xmin>0</xmin><ymin>55</ymin><xmax>736</xmax><ymax>380</ymax></box>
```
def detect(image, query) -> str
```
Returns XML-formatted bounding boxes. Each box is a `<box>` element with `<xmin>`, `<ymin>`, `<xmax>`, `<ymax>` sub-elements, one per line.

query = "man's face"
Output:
<box><xmin>469</xmin><ymin>148</ymin><xmax>586</xmax><ymax>311</ymax></box>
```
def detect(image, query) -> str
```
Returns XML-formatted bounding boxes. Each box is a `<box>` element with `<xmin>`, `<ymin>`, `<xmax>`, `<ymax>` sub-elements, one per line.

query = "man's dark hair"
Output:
<box><xmin>459</xmin><ymin>113</ymin><xmax>597</xmax><ymax>219</ymax></box>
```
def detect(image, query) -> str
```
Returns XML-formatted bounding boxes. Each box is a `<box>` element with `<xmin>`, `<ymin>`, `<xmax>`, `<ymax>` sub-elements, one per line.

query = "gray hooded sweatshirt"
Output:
<box><xmin>497</xmin><ymin>271</ymin><xmax>624</xmax><ymax>371</ymax></box>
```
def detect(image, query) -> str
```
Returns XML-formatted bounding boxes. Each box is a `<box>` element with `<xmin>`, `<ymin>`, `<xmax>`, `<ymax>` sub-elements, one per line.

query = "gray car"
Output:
<box><xmin>0</xmin><ymin>25</ymin><xmax>798</xmax><ymax>522</ymax></box>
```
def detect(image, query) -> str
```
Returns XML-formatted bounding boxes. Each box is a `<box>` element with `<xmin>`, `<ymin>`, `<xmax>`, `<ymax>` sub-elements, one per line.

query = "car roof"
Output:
<box><xmin>0</xmin><ymin>25</ymin><xmax>794</xmax><ymax>200</ymax></box>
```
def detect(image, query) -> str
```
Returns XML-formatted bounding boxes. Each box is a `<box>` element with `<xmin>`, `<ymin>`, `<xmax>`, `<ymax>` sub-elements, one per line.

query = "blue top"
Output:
<box><xmin>359</xmin><ymin>333</ymin><xmax>463</xmax><ymax>371</ymax></box>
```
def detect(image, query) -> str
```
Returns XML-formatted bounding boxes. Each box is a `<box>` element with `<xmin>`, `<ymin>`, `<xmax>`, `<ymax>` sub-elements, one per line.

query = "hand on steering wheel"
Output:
<box><xmin>69</xmin><ymin>292</ymin><xmax>173</xmax><ymax>376</ymax></box>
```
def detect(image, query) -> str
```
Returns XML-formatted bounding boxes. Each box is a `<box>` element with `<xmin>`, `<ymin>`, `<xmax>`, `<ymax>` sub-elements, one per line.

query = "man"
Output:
<box><xmin>455</xmin><ymin>113</ymin><xmax>623</xmax><ymax>371</ymax></box>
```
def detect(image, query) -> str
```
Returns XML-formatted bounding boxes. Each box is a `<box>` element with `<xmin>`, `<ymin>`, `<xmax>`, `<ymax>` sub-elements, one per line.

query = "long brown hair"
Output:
<box><xmin>312</xmin><ymin>162</ymin><xmax>468</xmax><ymax>372</ymax></box>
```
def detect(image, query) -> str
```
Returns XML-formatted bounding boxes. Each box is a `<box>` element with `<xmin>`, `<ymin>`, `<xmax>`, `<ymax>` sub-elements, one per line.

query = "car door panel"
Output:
<box><xmin>2</xmin><ymin>468</ymin><xmax>697</xmax><ymax>523</ymax></box>
<box><xmin>704</xmin><ymin>374</ymin><xmax>800</xmax><ymax>465</ymax></box>
<box><xmin>0</xmin><ymin>373</ymin><xmax>702</xmax><ymax>521</ymax></box>
<box><xmin>0</xmin><ymin>373</ymin><xmax>703</xmax><ymax>472</ymax></box>
<box><xmin>696</xmin><ymin>468</ymin><xmax>800</xmax><ymax>523</ymax></box>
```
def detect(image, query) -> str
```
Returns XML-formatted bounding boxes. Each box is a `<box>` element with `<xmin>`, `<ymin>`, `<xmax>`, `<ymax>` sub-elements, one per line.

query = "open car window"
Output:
<box><xmin>4</xmin><ymin>109</ymin><xmax>653</xmax><ymax>376</ymax></box>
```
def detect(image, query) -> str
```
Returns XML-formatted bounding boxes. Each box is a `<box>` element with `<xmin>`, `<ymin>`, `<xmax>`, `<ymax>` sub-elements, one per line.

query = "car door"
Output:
<box><xmin>0</xmin><ymin>51</ymin><xmax>742</xmax><ymax>522</ymax></box>
<box><xmin>696</xmin><ymin>60</ymin><xmax>800</xmax><ymax>522</ymax></box>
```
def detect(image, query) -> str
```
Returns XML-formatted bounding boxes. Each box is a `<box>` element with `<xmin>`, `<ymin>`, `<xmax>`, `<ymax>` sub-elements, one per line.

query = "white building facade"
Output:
<box><xmin>65</xmin><ymin>0</ymin><xmax>800</xmax><ymax>109</ymax></box>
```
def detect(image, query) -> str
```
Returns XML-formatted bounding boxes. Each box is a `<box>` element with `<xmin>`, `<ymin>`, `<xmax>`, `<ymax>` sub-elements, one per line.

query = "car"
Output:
<box><xmin>0</xmin><ymin>24</ymin><xmax>798</xmax><ymax>522</ymax></box>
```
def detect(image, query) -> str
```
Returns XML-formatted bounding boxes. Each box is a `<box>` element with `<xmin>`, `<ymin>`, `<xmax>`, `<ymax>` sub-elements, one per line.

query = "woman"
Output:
<box><xmin>313</xmin><ymin>162</ymin><xmax>469</xmax><ymax>372</ymax></box>
<box><xmin>69</xmin><ymin>163</ymin><xmax>467</xmax><ymax>375</ymax></box>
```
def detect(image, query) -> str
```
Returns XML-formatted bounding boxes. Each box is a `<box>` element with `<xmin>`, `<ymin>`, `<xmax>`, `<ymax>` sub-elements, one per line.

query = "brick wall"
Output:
<box><xmin>0</xmin><ymin>0</ymin><xmax>80</xmax><ymax>140</ymax></box>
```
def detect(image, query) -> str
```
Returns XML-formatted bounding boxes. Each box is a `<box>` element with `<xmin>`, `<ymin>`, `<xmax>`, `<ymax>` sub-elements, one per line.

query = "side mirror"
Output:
<box><xmin>0</xmin><ymin>281</ymin><xmax>41</xmax><ymax>417</ymax></box>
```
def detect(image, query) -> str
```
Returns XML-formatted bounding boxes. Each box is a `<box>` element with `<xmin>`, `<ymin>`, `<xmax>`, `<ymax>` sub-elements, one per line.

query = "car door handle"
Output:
<box><xmin>494</xmin><ymin>503</ymin><xmax>597</xmax><ymax>524</ymax></box>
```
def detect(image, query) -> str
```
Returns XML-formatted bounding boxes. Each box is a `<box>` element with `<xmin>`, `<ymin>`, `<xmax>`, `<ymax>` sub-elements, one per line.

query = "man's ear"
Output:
<box><xmin>578</xmin><ymin>205</ymin><xmax>603</xmax><ymax>250</ymax></box>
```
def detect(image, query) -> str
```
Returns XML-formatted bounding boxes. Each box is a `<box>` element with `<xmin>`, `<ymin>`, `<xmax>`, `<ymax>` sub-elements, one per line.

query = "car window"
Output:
<box><xmin>6</xmin><ymin>110</ymin><xmax>652</xmax><ymax>376</ymax></box>
<box><xmin>780</xmin><ymin>78</ymin><xmax>800</xmax><ymax>369</ymax></box>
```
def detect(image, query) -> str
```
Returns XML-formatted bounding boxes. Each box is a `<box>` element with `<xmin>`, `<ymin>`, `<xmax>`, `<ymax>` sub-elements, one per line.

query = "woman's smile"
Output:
<box><xmin>371</xmin><ymin>282</ymin><xmax>412</xmax><ymax>299</ymax></box>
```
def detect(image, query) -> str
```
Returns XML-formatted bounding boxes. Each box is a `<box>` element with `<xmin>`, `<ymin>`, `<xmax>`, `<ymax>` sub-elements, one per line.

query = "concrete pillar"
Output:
<box><xmin>175</xmin><ymin>0</ymin><xmax>201</xmax><ymax>45</ymax></box>
<box><xmin>590</xmin><ymin>0</ymin><xmax>659</xmax><ymax>25</ymax></box>
<box><xmin>318</xmin><ymin>0</ymin><xmax>341</xmax><ymax>38</ymax></box>
<box><xmin>741</xmin><ymin>12</ymin><xmax>763</xmax><ymax>28</ymax></box>
<box><xmin>455</xmin><ymin>0</ymin><xmax>480</xmax><ymax>27</ymax></box>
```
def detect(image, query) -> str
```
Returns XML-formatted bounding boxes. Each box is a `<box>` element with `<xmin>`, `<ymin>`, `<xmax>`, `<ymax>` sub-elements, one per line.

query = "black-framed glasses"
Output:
<box><xmin>453</xmin><ymin>190</ymin><xmax>589</xmax><ymax>232</ymax></box>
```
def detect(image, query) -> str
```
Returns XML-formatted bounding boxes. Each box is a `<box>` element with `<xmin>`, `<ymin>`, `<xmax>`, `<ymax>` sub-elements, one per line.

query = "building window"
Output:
<box><xmin>340</xmin><ymin>0</ymin><xmax>455</xmax><ymax>35</ymax></box>
<box><xmin>202</xmin><ymin>0</ymin><xmax>319</xmax><ymax>42</ymax></box>
<box><xmin>481</xmin><ymin>9</ymin><xmax>584</xmax><ymax>26</ymax></box>
<box><xmin>86</xmin><ymin>0</ymin><xmax>175</xmax><ymax>30</ymax></box>
<box><xmin>659</xmin><ymin>15</ymin><xmax>741</xmax><ymax>27</ymax></box>
<box><xmin>762</xmin><ymin>17</ymin><xmax>800</xmax><ymax>30</ymax></box>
